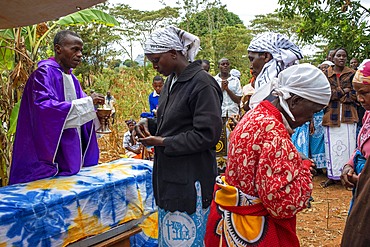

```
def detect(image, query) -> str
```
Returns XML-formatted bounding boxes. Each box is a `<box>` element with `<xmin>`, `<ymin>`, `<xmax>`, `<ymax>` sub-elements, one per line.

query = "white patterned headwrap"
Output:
<box><xmin>248</xmin><ymin>32</ymin><xmax>303</xmax><ymax>90</ymax></box>
<box><xmin>143</xmin><ymin>25</ymin><xmax>200</xmax><ymax>62</ymax></box>
<box><xmin>250</xmin><ymin>63</ymin><xmax>331</xmax><ymax>121</ymax></box>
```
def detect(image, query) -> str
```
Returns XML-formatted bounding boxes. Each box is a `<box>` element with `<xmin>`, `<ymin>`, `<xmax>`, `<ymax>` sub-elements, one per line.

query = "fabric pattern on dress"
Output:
<box><xmin>309</xmin><ymin>110</ymin><xmax>327</xmax><ymax>169</ymax></box>
<box><xmin>324</xmin><ymin>123</ymin><xmax>357</xmax><ymax>179</ymax></box>
<box><xmin>291</xmin><ymin>121</ymin><xmax>310</xmax><ymax>158</ymax></box>
<box><xmin>158</xmin><ymin>181</ymin><xmax>209</xmax><ymax>247</ymax></box>
<box><xmin>205</xmin><ymin>100</ymin><xmax>312</xmax><ymax>247</ymax></box>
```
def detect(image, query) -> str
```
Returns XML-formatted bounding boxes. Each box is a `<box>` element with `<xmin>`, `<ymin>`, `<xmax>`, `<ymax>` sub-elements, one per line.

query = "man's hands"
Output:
<box><xmin>91</xmin><ymin>92</ymin><xmax>105</xmax><ymax>106</ymax></box>
<box><xmin>221</xmin><ymin>80</ymin><xmax>229</xmax><ymax>91</ymax></box>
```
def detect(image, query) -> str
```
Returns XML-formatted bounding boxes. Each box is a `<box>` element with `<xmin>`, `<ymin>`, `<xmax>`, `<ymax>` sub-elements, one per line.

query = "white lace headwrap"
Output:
<box><xmin>319</xmin><ymin>60</ymin><xmax>334</xmax><ymax>67</ymax></box>
<box><xmin>250</xmin><ymin>63</ymin><xmax>331</xmax><ymax>121</ymax></box>
<box><xmin>143</xmin><ymin>25</ymin><xmax>200</xmax><ymax>62</ymax></box>
<box><xmin>248</xmin><ymin>32</ymin><xmax>303</xmax><ymax>90</ymax></box>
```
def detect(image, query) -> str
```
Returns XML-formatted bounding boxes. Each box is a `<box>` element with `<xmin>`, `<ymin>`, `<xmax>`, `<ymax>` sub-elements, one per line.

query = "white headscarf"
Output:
<box><xmin>250</xmin><ymin>63</ymin><xmax>331</xmax><ymax>121</ymax></box>
<box><xmin>248</xmin><ymin>32</ymin><xmax>303</xmax><ymax>90</ymax></box>
<box><xmin>319</xmin><ymin>60</ymin><xmax>334</xmax><ymax>67</ymax></box>
<box><xmin>230</xmin><ymin>69</ymin><xmax>241</xmax><ymax>79</ymax></box>
<box><xmin>143</xmin><ymin>25</ymin><xmax>200</xmax><ymax>62</ymax></box>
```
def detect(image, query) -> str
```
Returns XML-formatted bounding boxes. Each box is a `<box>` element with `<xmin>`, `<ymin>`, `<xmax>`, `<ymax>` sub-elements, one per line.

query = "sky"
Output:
<box><xmin>108</xmin><ymin>0</ymin><xmax>280</xmax><ymax>59</ymax></box>
<box><xmin>108</xmin><ymin>0</ymin><xmax>280</xmax><ymax>26</ymax></box>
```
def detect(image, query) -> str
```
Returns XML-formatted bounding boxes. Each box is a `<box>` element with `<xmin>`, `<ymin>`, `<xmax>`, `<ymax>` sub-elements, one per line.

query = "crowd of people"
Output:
<box><xmin>9</xmin><ymin>27</ymin><xmax>370</xmax><ymax>246</ymax></box>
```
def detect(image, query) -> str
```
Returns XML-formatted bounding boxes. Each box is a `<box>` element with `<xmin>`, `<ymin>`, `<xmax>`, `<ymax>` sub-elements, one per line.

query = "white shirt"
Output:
<box><xmin>214</xmin><ymin>74</ymin><xmax>243</xmax><ymax>117</ymax></box>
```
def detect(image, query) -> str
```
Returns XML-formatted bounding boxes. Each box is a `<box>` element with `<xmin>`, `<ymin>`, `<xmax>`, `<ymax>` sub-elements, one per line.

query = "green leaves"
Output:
<box><xmin>8</xmin><ymin>101</ymin><xmax>20</xmax><ymax>137</ymax></box>
<box><xmin>57</xmin><ymin>9</ymin><xmax>119</xmax><ymax>27</ymax></box>
<box><xmin>279</xmin><ymin>0</ymin><xmax>370</xmax><ymax>63</ymax></box>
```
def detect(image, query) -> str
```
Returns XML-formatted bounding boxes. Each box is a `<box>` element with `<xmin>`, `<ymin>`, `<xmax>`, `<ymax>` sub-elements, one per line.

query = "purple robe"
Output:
<box><xmin>9</xmin><ymin>58</ymin><xmax>99</xmax><ymax>185</ymax></box>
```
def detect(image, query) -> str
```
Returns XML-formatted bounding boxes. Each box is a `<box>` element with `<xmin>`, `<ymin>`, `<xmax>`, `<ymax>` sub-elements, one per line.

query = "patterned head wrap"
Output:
<box><xmin>250</xmin><ymin>64</ymin><xmax>331</xmax><ymax>121</ymax></box>
<box><xmin>143</xmin><ymin>25</ymin><xmax>200</xmax><ymax>62</ymax></box>
<box><xmin>248</xmin><ymin>32</ymin><xmax>303</xmax><ymax>90</ymax></box>
<box><xmin>353</xmin><ymin>59</ymin><xmax>370</xmax><ymax>85</ymax></box>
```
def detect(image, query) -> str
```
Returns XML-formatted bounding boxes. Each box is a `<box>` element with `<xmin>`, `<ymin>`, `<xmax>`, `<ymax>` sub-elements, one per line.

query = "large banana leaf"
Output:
<box><xmin>57</xmin><ymin>9</ymin><xmax>119</xmax><ymax>27</ymax></box>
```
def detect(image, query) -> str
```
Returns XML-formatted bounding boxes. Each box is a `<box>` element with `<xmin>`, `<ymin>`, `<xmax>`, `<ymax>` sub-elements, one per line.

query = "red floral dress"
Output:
<box><xmin>205</xmin><ymin>100</ymin><xmax>313</xmax><ymax>247</ymax></box>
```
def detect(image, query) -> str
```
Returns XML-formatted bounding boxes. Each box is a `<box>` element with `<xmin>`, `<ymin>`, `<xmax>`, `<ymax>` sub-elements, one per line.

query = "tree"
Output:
<box><xmin>278</xmin><ymin>0</ymin><xmax>370</xmax><ymax>63</ymax></box>
<box><xmin>112</xmin><ymin>4</ymin><xmax>179</xmax><ymax>61</ymax></box>
<box><xmin>69</xmin><ymin>22</ymin><xmax>122</xmax><ymax>88</ymax></box>
<box><xmin>176</xmin><ymin>1</ymin><xmax>248</xmax><ymax>78</ymax></box>
<box><xmin>112</xmin><ymin>4</ymin><xmax>179</xmax><ymax>82</ymax></box>
<box><xmin>200</xmin><ymin>25</ymin><xmax>252</xmax><ymax>81</ymax></box>
<box><xmin>249</xmin><ymin>13</ymin><xmax>302</xmax><ymax>40</ymax></box>
<box><xmin>178</xmin><ymin>4</ymin><xmax>244</xmax><ymax>37</ymax></box>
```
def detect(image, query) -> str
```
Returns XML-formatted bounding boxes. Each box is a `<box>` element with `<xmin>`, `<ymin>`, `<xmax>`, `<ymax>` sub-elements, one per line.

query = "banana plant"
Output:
<box><xmin>0</xmin><ymin>8</ymin><xmax>119</xmax><ymax>186</ymax></box>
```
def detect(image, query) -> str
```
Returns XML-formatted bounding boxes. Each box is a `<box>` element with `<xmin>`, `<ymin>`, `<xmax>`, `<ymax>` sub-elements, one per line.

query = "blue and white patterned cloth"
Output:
<box><xmin>0</xmin><ymin>158</ymin><xmax>156</xmax><ymax>247</ymax></box>
<box><xmin>291</xmin><ymin>121</ymin><xmax>310</xmax><ymax>158</ymax></box>
<box><xmin>157</xmin><ymin>181</ymin><xmax>209</xmax><ymax>247</ymax></box>
<box><xmin>309</xmin><ymin>110</ymin><xmax>327</xmax><ymax>169</ymax></box>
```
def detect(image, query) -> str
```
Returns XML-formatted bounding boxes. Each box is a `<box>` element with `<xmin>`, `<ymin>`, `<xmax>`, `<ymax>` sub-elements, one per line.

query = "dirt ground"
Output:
<box><xmin>297</xmin><ymin>173</ymin><xmax>352</xmax><ymax>247</ymax></box>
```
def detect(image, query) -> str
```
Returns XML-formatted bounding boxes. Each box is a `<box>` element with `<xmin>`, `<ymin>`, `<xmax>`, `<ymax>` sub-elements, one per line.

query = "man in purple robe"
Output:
<box><xmin>9</xmin><ymin>30</ymin><xmax>105</xmax><ymax>185</ymax></box>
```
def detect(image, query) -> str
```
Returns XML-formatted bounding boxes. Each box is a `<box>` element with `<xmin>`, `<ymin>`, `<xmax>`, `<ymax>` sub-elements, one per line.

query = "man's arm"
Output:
<box><xmin>64</xmin><ymin>93</ymin><xmax>104</xmax><ymax>129</ymax></box>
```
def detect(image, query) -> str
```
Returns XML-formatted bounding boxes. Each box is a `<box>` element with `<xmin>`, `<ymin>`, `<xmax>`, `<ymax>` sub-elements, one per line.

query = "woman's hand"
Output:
<box><xmin>134</xmin><ymin>118</ymin><xmax>151</xmax><ymax>138</ymax></box>
<box><xmin>341</xmin><ymin>164</ymin><xmax>357</xmax><ymax>189</ymax></box>
<box><xmin>309</xmin><ymin>121</ymin><xmax>315</xmax><ymax>135</ymax></box>
<box><xmin>138</xmin><ymin>136</ymin><xmax>165</xmax><ymax>147</ymax></box>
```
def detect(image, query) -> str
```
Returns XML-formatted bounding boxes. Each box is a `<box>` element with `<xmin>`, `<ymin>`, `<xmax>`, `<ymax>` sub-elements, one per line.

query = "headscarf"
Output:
<box><xmin>230</xmin><ymin>69</ymin><xmax>241</xmax><ymax>79</ymax></box>
<box><xmin>242</xmin><ymin>84</ymin><xmax>255</xmax><ymax>96</ymax></box>
<box><xmin>125</xmin><ymin>119</ymin><xmax>136</xmax><ymax>125</ymax></box>
<box><xmin>250</xmin><ymin>63</ymin><xmax>331</xmax><ymax>121</ymax></box>
<box><xmin>248</xmin><ymin>32</ymin><xmax>303</xmax><ymax>90</ymax></box>
<box><xmin>353</xmin><ymin>59</ymin><xmax>370</xmax><ymax>85</ymax></box>
<box><xmin>143</xmin><ymin>25</ymin><xmax>200</xmax><ymax>62</ymax></box>
<box><xmin>319</xmin><ymin>60</ymin><xmax>334</xmax><ymax>67</ymax></box>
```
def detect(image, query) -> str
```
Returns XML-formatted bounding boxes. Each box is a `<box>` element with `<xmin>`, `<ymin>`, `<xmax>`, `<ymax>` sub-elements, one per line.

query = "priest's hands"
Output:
<box><xmin>91</xmin><ymin>92</ymin><xmax>105</xmax><ymax>106</ymax></box>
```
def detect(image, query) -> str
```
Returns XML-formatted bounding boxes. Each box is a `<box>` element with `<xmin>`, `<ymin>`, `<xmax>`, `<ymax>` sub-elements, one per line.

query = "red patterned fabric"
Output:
<box><xmin>205</xmin><ymin>100</ymin><xmax>313</xmax><ymax>246</ymax></box>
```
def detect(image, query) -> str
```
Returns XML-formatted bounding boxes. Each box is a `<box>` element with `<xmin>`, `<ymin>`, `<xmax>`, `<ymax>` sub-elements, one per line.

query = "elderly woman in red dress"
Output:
<box><xmin>205</xmin><ymin>64</ymin><xmax>331</xmax><ymax>247</ymax></box>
